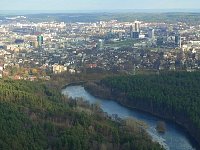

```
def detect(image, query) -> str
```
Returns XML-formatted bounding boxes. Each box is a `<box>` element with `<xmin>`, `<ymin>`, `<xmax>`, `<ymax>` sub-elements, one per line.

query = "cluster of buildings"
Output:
<box><xmin>0</xmin><ymin>15</ymin><xmax>200</xmax><ymax>80</ymax></box>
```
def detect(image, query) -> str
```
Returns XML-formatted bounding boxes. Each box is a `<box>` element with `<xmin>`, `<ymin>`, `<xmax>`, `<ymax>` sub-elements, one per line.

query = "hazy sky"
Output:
<box><xmin>1</xmin><ymin>0</ymin><xmax>199</xmax><ymax>11</ymax></box>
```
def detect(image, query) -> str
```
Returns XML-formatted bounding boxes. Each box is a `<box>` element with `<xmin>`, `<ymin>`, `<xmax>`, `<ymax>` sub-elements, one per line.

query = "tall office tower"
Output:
<box><xmin>130</xmin><ymin>25</ymin><xmax>133</xmax><ymax>38</ymax></box>
<box><xmin>179</xmin><ymin>35</ymin><xmax>182</xmax><ymax>48</ymax></box>
<box><xmin>37</xmin><ymin>35</ymin><xmax>44</xmax><ymax>47</ymax></box>
<box><xmin>175</xmin><ymin>34</ymin><xmax>181</xmax><ymax>48</ymax></box>
<box><xmin>148</xmin><ymin>28</ymin><xmax>155</xmax><ymax>39</ymax></box>
<box><xmin>134</xmin><ymin>21</ymin><xmax>140</xmax><ymax>32</ymax></box>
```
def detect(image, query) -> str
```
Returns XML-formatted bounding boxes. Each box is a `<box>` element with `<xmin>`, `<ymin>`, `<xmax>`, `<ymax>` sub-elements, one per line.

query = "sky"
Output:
<box><xmin>0</xmin><ymin>0</ymin><xmax>200</xmax><ymax>11</ymax></box>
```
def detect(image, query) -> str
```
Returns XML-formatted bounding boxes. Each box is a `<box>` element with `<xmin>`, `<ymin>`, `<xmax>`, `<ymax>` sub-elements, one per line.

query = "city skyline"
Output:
<box><xmin>0</xmin><ymin>0</ymin><xmax>200</xmax><ymax>11</ymax></box>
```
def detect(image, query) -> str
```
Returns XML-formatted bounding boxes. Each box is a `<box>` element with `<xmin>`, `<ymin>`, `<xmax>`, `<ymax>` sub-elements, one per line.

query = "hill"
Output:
<box><xmin>0</xmin><ymin>79</ymin><xmax>163</xmax><ymax>150</ymax></box>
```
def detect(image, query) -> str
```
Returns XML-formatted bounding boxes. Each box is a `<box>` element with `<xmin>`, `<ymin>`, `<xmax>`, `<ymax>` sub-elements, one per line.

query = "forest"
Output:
<box><xmin>0</xmin><ymin>79</ymin><xmax>163</xmax><ymax>150</ymax></box>
<box><xmin>101</xmin><ymin>71</ymin><xmax>200</xmax><ymax>145</ymax></box>
<box><xmin>24</xmin><ymin>12</ymin><xmax>200</xmax><ymax>25</ymax></box>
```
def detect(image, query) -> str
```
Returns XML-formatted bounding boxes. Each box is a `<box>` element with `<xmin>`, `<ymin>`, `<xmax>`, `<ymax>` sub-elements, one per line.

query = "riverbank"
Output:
<box><xmin>61</xmin><ymin>81</ymin><xmax>86</xmax><ymax>90</ymax></box>
<box><xmin>84</xmin><ymin>81</ymin><xmax>200</xmax><ymax>148</ymax></box>
<box><xmin>49</xmin><ymin>71</ymin><xmax>124</xmax><ymax>90</ymax></box>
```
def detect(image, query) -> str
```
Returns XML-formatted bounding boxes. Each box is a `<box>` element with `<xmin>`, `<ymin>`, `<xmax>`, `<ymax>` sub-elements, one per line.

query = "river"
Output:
<box><xmin>62</xmin><ymin>85</ymin><xmax>198</xmax><ymax>150</ymax></box>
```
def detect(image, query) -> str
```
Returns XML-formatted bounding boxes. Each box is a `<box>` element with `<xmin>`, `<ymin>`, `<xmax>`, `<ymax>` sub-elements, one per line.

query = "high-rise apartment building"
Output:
<box><xmin>148</xmin><ymin>28</ymin><xmax>155</xmax><ymax>39</ymax></box>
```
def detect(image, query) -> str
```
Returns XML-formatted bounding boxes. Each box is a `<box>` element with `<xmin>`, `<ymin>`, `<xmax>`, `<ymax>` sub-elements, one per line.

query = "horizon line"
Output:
<box><xmin>1</xmin><ymin>8</ymin><xmax>200</xmax><ymax>15</ymax></box>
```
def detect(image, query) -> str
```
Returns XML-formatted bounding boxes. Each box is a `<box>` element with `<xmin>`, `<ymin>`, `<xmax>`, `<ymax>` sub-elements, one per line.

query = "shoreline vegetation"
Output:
<box><xmin>83</xmin><ymin>72</ymin><xmax>200</xmax><ymax>147</ymax></box>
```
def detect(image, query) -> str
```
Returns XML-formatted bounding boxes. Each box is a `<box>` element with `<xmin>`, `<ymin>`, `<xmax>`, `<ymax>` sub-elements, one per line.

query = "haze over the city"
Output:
<box><xmin>0</xmin><ymin>0</ymin><xmax>200</xmax><ymax>11</ymax></box>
